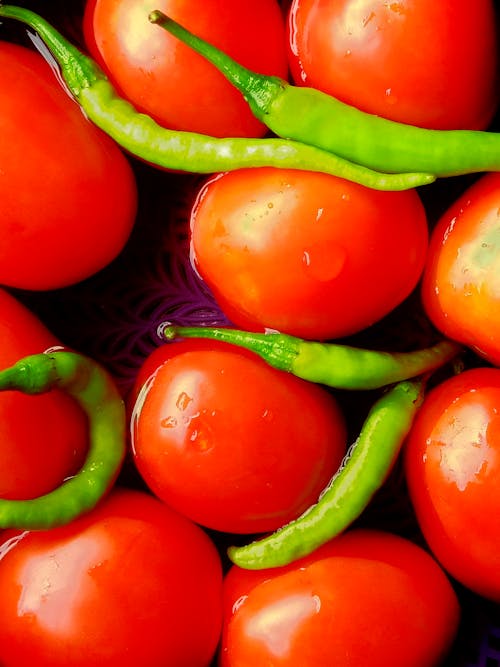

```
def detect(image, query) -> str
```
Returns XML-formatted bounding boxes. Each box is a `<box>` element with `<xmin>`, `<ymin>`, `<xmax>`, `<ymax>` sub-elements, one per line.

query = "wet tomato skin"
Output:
<box><xmin>422</xmin><ymin>171</ymin><xmax>500</xmax><ymax>366</ymax></box>
<box><xmin>0</xmin><ymin>288</ymin><xmax>88</xmax><ymax>500</ymax></box>
<box><xmin>286</xmin><ymin>0</ymin><xmax>498</xmax><ymax>130</ymax></box>
<box><xmin>220</xmin><ymin>529</ymin><xmax>460</xmax><ymax>667</ymax></box>
<box><xmin>0</xmin><ymin>42</ymin><xmax>137</xmax><ymax>290</ymax></box>
<box><xmin>405</xmin><ymin>367</ymin><xmax>500</xmax><ymax>602</ymax></box>
<box><xmin>130</xmin><ymin>339</ymin><xmax>347</xmax><ymax>534</ymax></box>
<box><xmin>190</xmin><ymin>167</ymin><xmax>428</xmax><ymax>340</ymax></box>
<box><xmin>84</xmin><ymin>0</ymin><xmax>288</xmax><ymax>138</ymax></box>
<box><xmin>0</xmin><ymin>489</ymin><xmax>223</xmax><ymax>667</ymax></box>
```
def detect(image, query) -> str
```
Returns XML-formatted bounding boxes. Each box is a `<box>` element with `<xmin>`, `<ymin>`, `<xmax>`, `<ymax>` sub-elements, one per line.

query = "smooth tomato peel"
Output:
<box><xmin>131</xmin><ymin>340</ymin><xmax>347</xmax><ymax>533</ymax></box>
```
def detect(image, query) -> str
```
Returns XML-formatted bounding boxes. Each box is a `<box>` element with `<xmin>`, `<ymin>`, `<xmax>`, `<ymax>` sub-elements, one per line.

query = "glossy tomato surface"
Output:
<box><xmin>190</xmin><ymin>167</ymin><xmax>428</xmax><ymax>340</ymax></box>
<box><xmin>84</xmin><ymin>0</ymin><xmax>288</xmax><ymax>138</ymax></box>
<box><xmin>0</xmin><ymin>41</ymin><xmax>137</xmax><ymax>290</ymax></box>
<box><xmin>130</xmin><ymin>339</ymin><xmax>347</xmax><ymax>533</ymax></box>
<box><xmin>0</xmin><ymin>488</ymin><xmax>223</xmax><ymax>667</ymax></box>
<box><xmin>0</xmin><ymin>288</ymin><xmax>88</xmax><ymax>500</ymax></box>
<box><xmin>286</xmin><ymin>0</ymin><xmax>499</xmax><ymax>129</ymax></box>
<box><xmin>422</xmin><ymin>172</ymin><xmax>500</xmax><ymax>366</ymax></box>
<box><xmin>220</xmin><ymin>529</ymin><xmax>460</xmax><ymax>667</ymax></box>
<box><xmin>405</xmin><ymin>367</ymin><xmax>500</xmax><ymax>602</ymax></box>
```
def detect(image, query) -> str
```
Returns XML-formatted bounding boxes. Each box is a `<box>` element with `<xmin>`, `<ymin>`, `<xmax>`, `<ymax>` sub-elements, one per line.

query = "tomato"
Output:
<box><xmin>220</xmin><ymin>528</ymin><xmax>460</xmax><ymax>667</ymax></box>
<box><xmin>405</xmin><ymin>367</ymin><xmax>500</xmax><ymax>602</ymax></box>
<box><xmin>0</xmin><ymin>488</ymin><xmax>223</xmax><ymax>667</ymax></box>
<box><xmin>286</xmin><ymin>0</ymin><xmax>498</xmax><ymax>129</ymax></box>
<box><xmin>83</xmin><ymin>0</ymin><xmax>288</xmax><ymax>138</ymax></box>
<box><xmin>422</xmin><ymin>172</ymin><xmax>500</xmax><ymax>366</ymax></box>
<box><xmin>0</xmin><ymin>41</ymin><xmax>137</xmax><ymax>291</ymax></box>
<box><xmin>190</xmin><ymin>167</ymin><xmax>428</xmax><ymax>340</ymax></box>
<box><xmin>0</xmin><ymin>288</ymin><xmax>88</xmax><ymax>500</ymax></box>
<box><xmin>130</xmin><ymin>339</ymin><xmax>347</xmax><ymax>534</ymax></box>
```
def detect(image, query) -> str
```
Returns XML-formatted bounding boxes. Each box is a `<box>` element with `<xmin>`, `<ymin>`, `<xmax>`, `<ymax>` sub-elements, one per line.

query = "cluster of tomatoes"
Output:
<box><xmin>0</xmin><ymin>0</ymin><xmax>499</xmax><ymax>665</ymax></box>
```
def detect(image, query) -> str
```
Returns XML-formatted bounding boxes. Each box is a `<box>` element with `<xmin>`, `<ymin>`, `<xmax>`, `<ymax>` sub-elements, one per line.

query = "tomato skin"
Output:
<box><xmin>0</xmin><ymin>488</ymin><xmax>223</xmax><ymax>667</ymax></box>
<box><xmin>405</xmin><ymin>368</ymin><xmax>500</xmax><ymax>601</ymax></box>
<box><xmin>190</xmin><ymin>167</ymin><xmax>428</xmax><ymax>340</ymax></box>
<box><xmin>287</xmin><ymin>0</ymin><xmax>498</xmax><ymax>130</ymax></box>
<box><xmin>220</xmin><ymin>529</ymin><xmax>460</xmax><ymax>667</ymax></box>
<box><xmin>0</xmin><ymin>288</ymin><xmax>88</xmax><ymax>500</ymax></box>
<box><xmin>422</xmin><ymin>172</ymin><xmax>500</xmax><ymax>366</ymax></box>
<box><xmin>84</xmin><ymin>0</ymin><xmax>288</xmax><ymax>138</ymax></box>
<box><xmin>0</xmin><ymin>42</ymin><xmax>137</xmax><ymax>290</ymax></box>
<box><xmin>130</xmin><ymin>339</ymin><xmax>347</xmax><ymax>534</ymax></box>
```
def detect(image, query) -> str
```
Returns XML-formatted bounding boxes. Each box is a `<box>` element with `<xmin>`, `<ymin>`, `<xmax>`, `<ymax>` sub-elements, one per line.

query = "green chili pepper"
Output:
<box><xmin>229</xmin><ymin>378</ymin><xmax>424</xmax><ymax>569</ymax></box>
<box><xmin>0</xmin><ymin>350</ymin><xmax>126</xmax><ymax>530</ymax></box>
<box><xmin>0</xmin><ymin>5</ymin><xmax>434</xmax><ymax>191</ymax></box>
<box><xmin>159</xmin><ymin>324</ymin><xmax>462</xmax><ymax>390</ymax></box>
<box><xmin>151</xmin><ymin>10</ymin><xmax>500</xmax><ymax>179</ymax></box>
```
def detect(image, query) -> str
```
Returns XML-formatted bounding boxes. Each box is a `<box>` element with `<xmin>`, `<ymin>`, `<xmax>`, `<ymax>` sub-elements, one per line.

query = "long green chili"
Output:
<box><xmin>159</xmin><ymin>324</ymin><xmax>462</xmax><ymax>390</ymax></box>
<box><xmin>0</xmin><ymin>350</ymin><xmax>125</xmax><ymax>530</ymax></box>
<box><xmin>229</xmin><ymin>378</ymin><xmax>424</xmax><ymax>569</ymax></box>
<box><xmin>151</xmin><ymin>10</ymin><xmax>500</xmax><ymax>179</ymax></box>
<box><xmin>0</xmin><ymin>5</ymin><xmax>433</xmax><ymax>191</ymax></box>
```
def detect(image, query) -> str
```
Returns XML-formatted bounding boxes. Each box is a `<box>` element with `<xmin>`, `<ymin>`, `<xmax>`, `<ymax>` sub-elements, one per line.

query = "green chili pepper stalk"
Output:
<box><xmin>151</xmin><ymin>10</ymin><xmax>500</xmax><ymax>179</ymax></box>
<box><xmin>0</xmin><ymin>4</ymin><xmax>434</xmax><ymax>191</ymax></box>
<box><xmin>159</xmin><ymin>324</ymin><xmax>462</xmax><ymax>390</ymax></box>
<box><xmin>0</xmin><ymin>350</ymin><xmax>126</xmax><ymax>530</ymax></box>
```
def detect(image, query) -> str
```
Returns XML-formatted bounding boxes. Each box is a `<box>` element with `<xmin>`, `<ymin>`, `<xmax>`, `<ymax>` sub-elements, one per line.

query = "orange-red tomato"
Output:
<box><xmin>190</xmin><ymin>167</ymin><xmax>428</xmax><ymax>340</ymax></box>
<box><xmin>130</xmin><ymin>339</ymin><xmax>347</xmax><ymax>534</ymax></box>
<box><xmin>405</xmin><ymin>367</ymin><xmax>500</xmax><ymax>602</ymax></box>
<box><xmin>0</xmin><ymin>489</ymin><xmax>223</xmax><ymax>667</ymax></box>
<box><xmin>0</xmin><ymin>41</ymin><xmax>137</xmax><ymax>290</ymax></box>
<box><xmin>286</xmin><ymin>0</ymin><xmax>498</xmax><ymax>129</ymax></box>
<box><xmin>422</xmin><ymin>172</ymin><xmax>500</xmax><ymax>366</ymax></box>
<box><xmin>220</xmin><ymin>529</ymin><xmax>460</xmax><ymax>667</ymax></box>
<box><xmin>84</xmin><ymin>0</ymin><xmax>289</xmax><ymax>138</ymax></box>
<box><xmin>0</xmin><ymin>288</ymin><xmax>88</xmax><ymax>500</ymax></box>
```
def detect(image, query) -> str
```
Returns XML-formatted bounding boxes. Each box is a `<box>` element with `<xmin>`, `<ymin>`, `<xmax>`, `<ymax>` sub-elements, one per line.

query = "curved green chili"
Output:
<box><xmin>151</xmin><ymin>10</ymin><xmax>500</xmax><ymax>179</ymax></box>
<box><xmin>0</xmin><ymin>350</ymin><xmax>126</xmax><ymax>530</ymax></box>
<box><xmin>228</xmin><ymin>378</ymin><xmax>424</xmax><ymax>569</ymax></box>
<box><xmin>0</xmin><ymin>5</ymin><xmax>433</xmax><ymax>191</ymax></box>
<box><xmin>159</xmin><ymin>324</ymin><xmax>462</xmax><ymax>390</ymax></box>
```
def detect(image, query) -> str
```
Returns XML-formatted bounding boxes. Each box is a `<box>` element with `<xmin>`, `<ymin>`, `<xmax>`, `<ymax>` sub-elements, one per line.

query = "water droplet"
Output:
<box><xmin>160</xmin><ymin>416</ymin><xmax>177</xmax><ymax>429</ymax></box>
<box><xmin>176</xmin><ymin>391</ymin><xmax>192</xmax><ymax>411</ymax></box>
<box><xmin>302</xmin><ymin>242</ymin><xmax>346</xmax><ymax>282</ymax></box>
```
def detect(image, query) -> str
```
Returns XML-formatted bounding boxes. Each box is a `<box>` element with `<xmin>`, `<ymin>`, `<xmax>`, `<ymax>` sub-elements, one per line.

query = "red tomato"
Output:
<box><xmin>0</xmin><ymin>288</ymin><xmax>88</xmax><ymax>500</ymax></box>
<box><xmin>83</xmin><ymin>0</ymin><xmax>288</xmax><ymax>138</ymax></box>
<box><xmin>0</xmin><ymin>41</ymin><xmax>137</xmax><ymax>290</ymax></box>
<box><xmin>220</xmin><ymin>528</ymin><xmax>460</xmax><ymax>667</ymax></box>
<box><xmin>190</xmin><ymin>167</ymin><xmax>428</xmax><ymax>340</ymax></box>
<box><xmin>0</xmin><ymin>488</ymin><xmax>223</xmax><ymax>667</ymax></box>
<box><xmin>405</xmin><ymin>367</ymin><xmax>500</xmax><ymax>602</ymax></box>
<box><xmin>286</xmin><ymin>0</ymin><xmax>498</xmax><ymax>129</ymax></box>
<box><xmin>422</xmin><ymin>172</ymin><xmax>500</xmax><ymax>366</ymax></box>
<box><xmin>130</xmin><ymin>339</ymin><xmax>347</xmax><ymax>534</ymax></box>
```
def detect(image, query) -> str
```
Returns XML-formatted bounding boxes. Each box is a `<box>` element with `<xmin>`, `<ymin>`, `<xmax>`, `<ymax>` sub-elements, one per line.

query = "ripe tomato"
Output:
<box><xmin>0</xmin><ymin>41</ymin><xmax>137</xmax><ymax>290</ymax></box>
<box><xmin>286</xmin><ymin>0</ymin><xmax>498</xmax><ymax>129</ymax></box>
<box><xmin>190</xmin><ymin>167</ymin><xmax>428</xmax><ymax>340</ymax></box>
<box><xmin>220</xmin><ymin>528</ymin><xmax>460</xmax><ymax>667</ymax></box>
<box><xmin>83</xmin><ymin>0</ymin><xmax>288</xmax><ymax>138</ymax></box>
<box><xmin>0</xmin><ymin>488</ymin><xmax>223</xmax><ymax>667</ymax></box>
<box><xmin>0</xmin><ymin>288</ymin><xmax>88</xmax><ymax>500</ymax></box>
<box><xmin>130</xmin><ymin>339</ymin><xmax>347</xmax><ymax>534</ymax></box>
<box><xmin>422</xmin><ymin>172</ymin><xmax>500</xmax><ymax>366</ymax></box>
<box><xmin>405</xmin><ymin>367</ymin><xmax>500</xmax><ymax>602</ymax></box>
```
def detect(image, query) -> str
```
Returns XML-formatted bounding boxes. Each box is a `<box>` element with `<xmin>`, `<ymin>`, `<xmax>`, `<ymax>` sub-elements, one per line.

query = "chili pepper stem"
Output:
<box><xmin>0</xmin><ymin>351</ymin><xmax>126</xmax><ymax>530</ymax></box>
<box><xmin>148</xmin><ymin>10</ymin><xmax>284</xmax><ymax>119</ymax></box>
<box><xmin>159</xmin><ymin>324</ymin><xmax>462</xmax><ymax>390</ymax></box>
